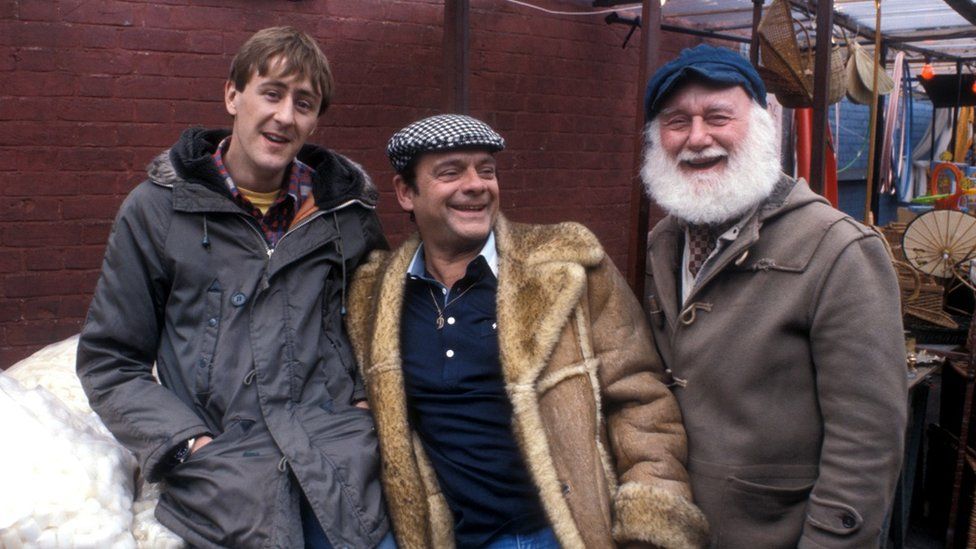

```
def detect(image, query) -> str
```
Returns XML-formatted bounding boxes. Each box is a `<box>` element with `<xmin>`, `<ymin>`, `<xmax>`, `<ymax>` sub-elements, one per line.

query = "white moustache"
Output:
<box><xmin>677</xmin><ymin>146</ymin><xmax>729</xmax><ymax>163</ymax></box>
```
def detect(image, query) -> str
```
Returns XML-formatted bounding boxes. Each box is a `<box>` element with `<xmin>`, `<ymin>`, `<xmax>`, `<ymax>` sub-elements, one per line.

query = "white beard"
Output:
<box><xmin>640</xmin><ymin>103</ymin><xmax>782</xmax><ymax>225</ymax></box>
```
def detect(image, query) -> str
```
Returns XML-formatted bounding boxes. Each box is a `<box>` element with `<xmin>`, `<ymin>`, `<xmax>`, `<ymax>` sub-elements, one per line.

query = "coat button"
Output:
<box><xmin>208</xmin><ymin>317</ymin><xmax>218</xmax><ymax>327</ymax></box>
<box><xmin>231</xmin><ymin>292</ymin><xmax>247</xmax><ymax>307</ymax></box>
<box><xmin>841</xmin><ymin>514</ymin><xmax>856</xmax><ymax>529</ymax></box>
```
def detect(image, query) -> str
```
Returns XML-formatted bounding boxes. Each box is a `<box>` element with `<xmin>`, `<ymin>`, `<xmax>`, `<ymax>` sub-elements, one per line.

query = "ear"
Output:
<box><xmin>392</xmin><ymin>174</ymin><xmax>415</xmax><ymax>213</ymax></box>
<box><xmin>224</xmin><ymin>80</ymin><xmax>239</xmax><ymax>116</ymax></box>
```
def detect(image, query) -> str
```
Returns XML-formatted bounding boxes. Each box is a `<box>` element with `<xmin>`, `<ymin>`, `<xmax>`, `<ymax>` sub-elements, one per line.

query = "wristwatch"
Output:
<box><xmin>171</xmin><ymin>437</ymin><xmax>196</xmax><ymax>465</ymax></box>
<box><xmin>170</xmin><ymin>435</ymin><xmax>207</xmax><ymax>468</ymax></box>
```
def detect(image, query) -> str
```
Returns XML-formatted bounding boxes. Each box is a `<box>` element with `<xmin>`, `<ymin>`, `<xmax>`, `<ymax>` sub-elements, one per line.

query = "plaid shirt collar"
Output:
<box><xmin>213</xmin><ymin>136</ymin><xmax>313</xmax><ymax>204</ymax></box>
<box><xmin>211</xmin><ymin>136</ymin><xmax>314</xmax><ymax>247</ymax></box>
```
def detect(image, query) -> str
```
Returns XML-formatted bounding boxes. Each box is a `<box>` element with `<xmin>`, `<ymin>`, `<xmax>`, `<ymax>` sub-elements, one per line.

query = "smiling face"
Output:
<box><xmin>393</xmin><ymin>149</ymin><xmax>499</xmax><ymax>258</ymax></box>
<box><xmin>223</xmin><ymin>58</ymin><xmax>321</xmax><ymax>192</ymax></box>
<box><xmin>657</xmin><ymin>82</ymin><xmax>753</xmax><ymax>179</ymax></box>
<box><xmin>641</xmin><ymin>82</ymin><xmax>782</xmax><ymax>225</ymax></box>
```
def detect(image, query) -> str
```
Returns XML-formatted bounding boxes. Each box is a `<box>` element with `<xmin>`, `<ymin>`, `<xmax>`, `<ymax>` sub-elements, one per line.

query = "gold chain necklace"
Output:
<box><xmin>427</xmin><ymin>281</ymin><xmax>478</xmax><ymax>330</ymax></box>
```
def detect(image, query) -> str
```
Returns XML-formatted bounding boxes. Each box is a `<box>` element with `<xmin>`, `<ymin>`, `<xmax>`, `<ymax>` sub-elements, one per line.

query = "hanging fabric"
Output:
<box><xmin>953</xmin><ymin>106</ymin><xmax>973</xmax><ymax>162</ymax></box>
<box><xmin>911</xmin><ymin>108</ymin><xmax>954</xmax><ymax>196</ymax></box>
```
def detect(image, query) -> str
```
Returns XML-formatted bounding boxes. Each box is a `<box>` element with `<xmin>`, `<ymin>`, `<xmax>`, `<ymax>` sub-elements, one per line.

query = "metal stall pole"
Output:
<box><xmin>862</xmin><ymin>0</ymin><xmax>883</xmax><ymax>225</ymax></box>
<box><xmin>952</xmin><ymin>60</ymin><xmax>963</xmax><ymax>156</ymax></box>
<box><xmin>749</xmin><ymin>0</ymin><xmax>763</xmax><ymax>65</ymax></box>
<box><xmin>626</xmin><ymin>0</ymin><xmax>661</xmax><ymax>295</ymax></box>
<box><xmin>809</xmin><ymin>0</ymin><xmax>835</xmax><ymax>197</ymax></box>
<box><xmin>869</xmin><ymin>43</ymin><xmax>888</xmax><ymax>223</ymax></box>
<box><xmin>443</xmin><ymin>0</ymin><xmax>470</xmax><ymax>113</ymax></box>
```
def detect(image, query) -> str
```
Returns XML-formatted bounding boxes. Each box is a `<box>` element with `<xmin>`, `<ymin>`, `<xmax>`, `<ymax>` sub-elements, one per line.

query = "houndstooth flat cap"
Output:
<box><xmin>386</xmin><ymin>114</ymin><xmax>505</xmax><ymax>173</ymax></box>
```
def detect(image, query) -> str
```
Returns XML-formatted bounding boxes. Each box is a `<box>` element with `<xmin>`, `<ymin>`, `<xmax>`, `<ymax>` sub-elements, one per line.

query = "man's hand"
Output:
<box><xmin>190</xmin><ymin>435</ymin><xmax>213</xmax><ymax>454</ymax></box>
<box><xmin>354</xmin><ymin>399</ymin><xmax>370</xmax><ymax>410</ymax></box>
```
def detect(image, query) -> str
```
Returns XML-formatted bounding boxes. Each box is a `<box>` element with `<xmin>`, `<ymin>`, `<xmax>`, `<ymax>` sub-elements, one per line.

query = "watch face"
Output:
<box><xmin>173</xmin><ymin>443</ymin><xmax>191</xmax><ymax>464</ymax></box>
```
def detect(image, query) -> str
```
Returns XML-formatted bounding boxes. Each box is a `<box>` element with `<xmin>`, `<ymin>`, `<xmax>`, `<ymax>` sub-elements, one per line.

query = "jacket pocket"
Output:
<box><xmin>303</xmin><ymin>405</ymin><xmax>384</xmax><ymax>535</ymax></box>
<box><xmin>161</xmin><ymin>418</ymin><xmax>284</xmax><ymax>547</ymax></box>
<box><xmin>194</xmin><ymin>279</ymin><xmax>223</xmax><ymax>405</ymax></box>
<box><xmin>720</xmin><ymin>474</ymin><xmax>815</xmax><ymax>549</ymax></box>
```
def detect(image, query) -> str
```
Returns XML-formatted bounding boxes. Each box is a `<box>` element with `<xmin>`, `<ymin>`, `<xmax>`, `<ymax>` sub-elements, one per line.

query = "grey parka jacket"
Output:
<box><xmin>644</xmin><ymin>177</ymin><xmax>907</xmax><ymax>548</ymax></box>
<box><xmin>77</xmin><ymin>128</ymin><xmax>390</xmax><ymax>548</ymax></box>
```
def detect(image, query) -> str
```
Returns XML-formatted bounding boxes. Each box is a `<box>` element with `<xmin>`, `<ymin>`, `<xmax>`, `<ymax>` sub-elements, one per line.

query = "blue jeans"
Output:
<box><xmin>301</xmin><ymin>492</ymin><xmax>397</xmax><ymax>549</ymax></box>
<box><xmin>485</xmin><ymin>527</ymin><xmax>559</xmax><ymax>549</ymax></box>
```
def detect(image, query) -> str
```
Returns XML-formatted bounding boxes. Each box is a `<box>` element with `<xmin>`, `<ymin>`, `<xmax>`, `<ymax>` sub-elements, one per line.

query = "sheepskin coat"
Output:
<box><xmin>346</xmin><ymin>215</ymin><xmax>708</xmax><ymax>548</ymax></box>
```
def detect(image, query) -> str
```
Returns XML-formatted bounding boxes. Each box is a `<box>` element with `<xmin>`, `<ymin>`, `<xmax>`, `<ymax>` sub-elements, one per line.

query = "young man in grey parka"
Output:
<box><xmin>77</xmin><ymin>27</ymin><xmax>393</xmax><ymax>549</ymax></box>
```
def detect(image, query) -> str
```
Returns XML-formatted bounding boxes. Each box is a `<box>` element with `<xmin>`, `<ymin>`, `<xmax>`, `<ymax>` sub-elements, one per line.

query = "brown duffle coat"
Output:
<box><xmin>346</xmin><ymin>215</ymin><xmax>708</xmax><ymax>548</ymax></box>
<box><xmin>644</xmin><ymin>178</ymin><xmax>907</xmax><ymax>548</ymax></box>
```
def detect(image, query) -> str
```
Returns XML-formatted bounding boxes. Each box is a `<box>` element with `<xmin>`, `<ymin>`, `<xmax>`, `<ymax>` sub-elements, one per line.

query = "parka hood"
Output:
<box><xmin>147</xmin><ymin>127</ymin><xmax>379</xmax><ymax>210</ymax></box>
<box><xmin>757</xmin><ymin>175</ymin><xmax>831</xmax><ymax>224</ymax></box>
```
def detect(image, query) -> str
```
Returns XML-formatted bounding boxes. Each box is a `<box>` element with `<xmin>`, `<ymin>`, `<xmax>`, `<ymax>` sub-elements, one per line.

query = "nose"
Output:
<box><xmin>459</xmin><ymin>166</ymin><xmax>488</xmax><ymax>193</ymax></box>
<box><xmin>273</xmin><ymin>97</ymin><xmax>296</xmax><ymax>127</ymax></box>
<box><xmin>686</xmin><ymin>116</ymin><xmax>713</xmax><ymax>151</ymax></box>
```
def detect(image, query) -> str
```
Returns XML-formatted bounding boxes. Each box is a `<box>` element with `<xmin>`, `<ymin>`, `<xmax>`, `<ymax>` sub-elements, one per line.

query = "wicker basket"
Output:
<box><xmin>757</xmin><ymin>0</ymin><xmax>846</xmax><ymax>107</ymax></box>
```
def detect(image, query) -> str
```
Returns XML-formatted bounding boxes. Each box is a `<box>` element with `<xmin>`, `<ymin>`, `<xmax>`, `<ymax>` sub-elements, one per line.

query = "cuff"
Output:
<box><xmin>612</xmin><ymin>482</ymin><xmax>710</xmax><ymax>549</ymax></box>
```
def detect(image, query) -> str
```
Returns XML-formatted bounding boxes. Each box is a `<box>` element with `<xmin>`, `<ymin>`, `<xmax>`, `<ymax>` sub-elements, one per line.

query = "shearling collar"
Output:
<box><xmin>361</xmin><ymin>212</ymin><xmax>605</xmax><ymax>384</ymax></box>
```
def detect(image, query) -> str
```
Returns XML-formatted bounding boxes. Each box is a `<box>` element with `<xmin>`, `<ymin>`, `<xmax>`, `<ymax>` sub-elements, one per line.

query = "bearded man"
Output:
<box><xmin>640</xmin><ymin>45</ymin><xmax>907</xmax><ymax>548</ymax></box>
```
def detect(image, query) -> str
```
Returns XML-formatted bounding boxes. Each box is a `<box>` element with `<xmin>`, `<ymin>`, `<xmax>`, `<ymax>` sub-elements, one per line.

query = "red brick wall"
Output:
<box><xmin>0</xmin><ymin>0</ymin><xmax>701</xmax><ymax>367</ymax></box>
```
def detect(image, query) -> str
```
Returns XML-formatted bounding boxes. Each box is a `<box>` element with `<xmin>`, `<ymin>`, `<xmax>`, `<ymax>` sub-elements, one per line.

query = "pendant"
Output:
<box><xmin>436</xmin><ymin>315</ymin><xmax>445</xmax><ymax>330</ymax></box>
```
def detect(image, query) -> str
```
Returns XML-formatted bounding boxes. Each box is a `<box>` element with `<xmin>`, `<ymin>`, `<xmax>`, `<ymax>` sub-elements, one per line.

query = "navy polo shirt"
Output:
<box><xmin>400</xmin><ymin>234</ymin><xmax>548</xmax><ymax>548</ymax></box>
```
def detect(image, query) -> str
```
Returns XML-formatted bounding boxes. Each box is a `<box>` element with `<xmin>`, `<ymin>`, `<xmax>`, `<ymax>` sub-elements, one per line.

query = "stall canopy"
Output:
<box><xmin>588</xmin><ymin>0</ymin><xmax>976</xmax><ymax>288</ymax></box>
<box><xmin>596</xmin><ymin>0</ymin><xmax>976</xmax><ymax>71</ymax></box>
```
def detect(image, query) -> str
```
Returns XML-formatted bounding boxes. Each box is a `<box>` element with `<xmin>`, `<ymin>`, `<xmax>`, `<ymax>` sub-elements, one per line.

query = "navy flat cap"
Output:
<box><xmin>387</xmin><ymin>114</ymin><xmax>505</xmax><ymax>173</ymax></box>
<box><xmin>644</xmin><ymin>44</ymin><xmax>767</xmax><ymax>121</ymax></box>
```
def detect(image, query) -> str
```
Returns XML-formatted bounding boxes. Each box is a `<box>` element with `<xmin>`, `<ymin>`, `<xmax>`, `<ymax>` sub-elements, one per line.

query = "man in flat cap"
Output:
<box><xmin>344</xmin><ymin>114</ymin><xmax>708</xmax><ymax>548</ymax></box>
<box><xmin>640</xmin><ymin>44</ymin><xmax>906</xmax><ymax>548</ymax></box>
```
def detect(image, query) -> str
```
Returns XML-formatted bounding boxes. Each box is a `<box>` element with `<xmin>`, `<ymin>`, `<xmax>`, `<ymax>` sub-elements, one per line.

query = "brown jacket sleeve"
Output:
<box><xmin>799</xmin><ymin>234</ymin><xmax>907</xmax><ymax>548</ymax></box>
<box><xmin>587</xmin><ymin>256</ymin><xmax>709</xmax><ymax>548</ymax></box>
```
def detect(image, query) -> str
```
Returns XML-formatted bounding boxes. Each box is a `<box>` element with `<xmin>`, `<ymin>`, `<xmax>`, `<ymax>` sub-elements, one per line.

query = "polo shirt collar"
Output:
<box><xmin>407</xmin><ymin>231</ymin><xmax>499</xmax><ymax>280</ymax></box>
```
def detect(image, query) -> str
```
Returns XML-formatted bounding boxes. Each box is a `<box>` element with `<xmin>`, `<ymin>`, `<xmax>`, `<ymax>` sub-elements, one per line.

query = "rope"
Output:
<box><xmin>503</xmin><ymin>0</ymin><xmax>639</xmax><ymax>16</ymax></box>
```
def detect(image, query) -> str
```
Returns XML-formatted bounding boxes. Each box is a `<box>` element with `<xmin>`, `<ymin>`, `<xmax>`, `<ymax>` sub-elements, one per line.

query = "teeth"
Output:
<box><xmin>685</xmin><ymin>157</ymin><xmax>722</xmax><ymax>167</ymax></box>
<box><xmin>264</xmin><ymin>133</ymin><xmax>287</xmax><ymax>143</ymax></box>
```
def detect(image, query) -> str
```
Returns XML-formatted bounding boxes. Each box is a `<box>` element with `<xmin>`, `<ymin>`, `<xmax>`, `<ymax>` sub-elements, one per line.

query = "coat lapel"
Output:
<box><xmin>647</xmin><ymin>217</ymin><xmax>682</xmax><ymax>332</ymax></box>
<box><xmin>358</xmin><ymin>235</ymin><xmax>435</xmax><ymax>548</ymax></box>
<box><xmin>494</xmin><ymin>216</ymin><xmax>602</xmax><ymax>385</ymax></box>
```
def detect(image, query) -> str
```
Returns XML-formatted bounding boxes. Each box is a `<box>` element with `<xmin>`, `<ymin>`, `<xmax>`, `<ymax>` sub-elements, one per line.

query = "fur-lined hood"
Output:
<box><xmin>146</xmin><ymin>127</ymin><xmax>378</xmax><ymax>212</ymax></box>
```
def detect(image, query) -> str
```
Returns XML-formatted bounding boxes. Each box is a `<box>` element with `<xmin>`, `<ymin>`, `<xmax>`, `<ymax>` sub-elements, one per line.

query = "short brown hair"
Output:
<box><xmin>229</xmin><ymin>27</ymin><xmax>334</xmax><ymax>115</ymax></box>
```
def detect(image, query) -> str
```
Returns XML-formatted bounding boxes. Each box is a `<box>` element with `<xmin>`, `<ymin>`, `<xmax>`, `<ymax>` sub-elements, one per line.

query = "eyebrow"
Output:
<box><xmin>258</xmin><ymin>79</ymin><xmax>320</xmax><ymax>100</ymax></box>
<box><xmin>433</xmin><ymin>154</ymin><xmax>496</xmax><ymax>170</ymax></box>
<box><xmin>660</xmin><ymin>101</ymin><xmax>738</xmax><ymax>117</ymax></box>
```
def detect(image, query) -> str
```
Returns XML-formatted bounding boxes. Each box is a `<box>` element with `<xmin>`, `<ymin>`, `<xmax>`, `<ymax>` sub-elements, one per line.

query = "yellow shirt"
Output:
<box><xmin>238</xmin><ymin>187</ymin><xmax>280</xmax><ymax>216</ymax></box>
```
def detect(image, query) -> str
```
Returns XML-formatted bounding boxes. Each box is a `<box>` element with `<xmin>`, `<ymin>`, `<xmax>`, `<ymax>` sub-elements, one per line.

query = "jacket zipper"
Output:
<box><xmin>236</xmin><ymin>211</ymin><xmax>329</xmax><ymax>290</ymax></box>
